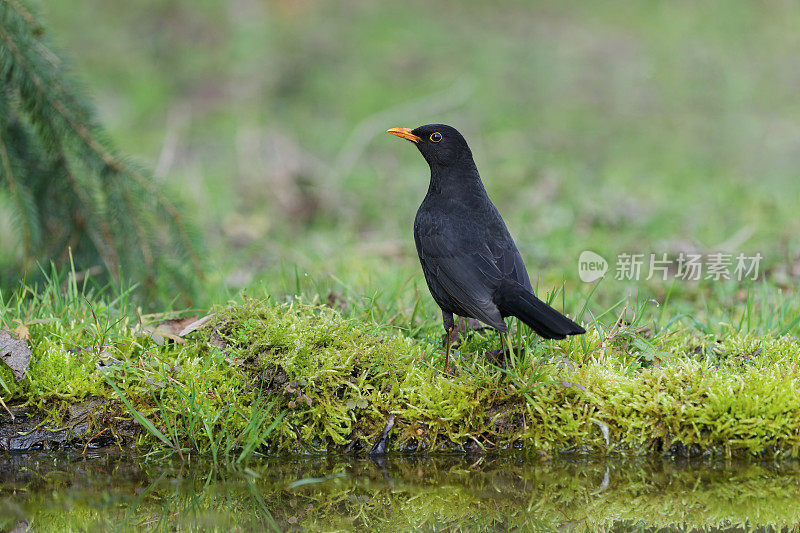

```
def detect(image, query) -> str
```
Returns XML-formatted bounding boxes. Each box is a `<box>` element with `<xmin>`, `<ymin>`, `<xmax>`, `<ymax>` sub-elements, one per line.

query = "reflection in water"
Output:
<box><xmin>1</xmin><ymin>450</ymin><xmax>799</xmax><ymax>531</ymax></box>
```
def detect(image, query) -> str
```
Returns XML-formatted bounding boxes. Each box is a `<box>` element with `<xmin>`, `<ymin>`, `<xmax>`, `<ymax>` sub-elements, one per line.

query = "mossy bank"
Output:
<box><xmin>3</xmin><ymin>281</ymin><xmax>800</xmax><ymax>459</ymax></box>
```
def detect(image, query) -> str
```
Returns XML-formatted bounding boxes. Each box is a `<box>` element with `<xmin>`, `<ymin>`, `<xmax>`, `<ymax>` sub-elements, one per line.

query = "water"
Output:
<box><xmin>2</xmin><ymin>450</ymin><xmax>800</xmax><ymax>531</ymax></box>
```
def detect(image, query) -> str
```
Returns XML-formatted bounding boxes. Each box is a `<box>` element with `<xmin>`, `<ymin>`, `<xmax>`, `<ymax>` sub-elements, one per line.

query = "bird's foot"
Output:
<box><xmin>438</xmin><ymin>348</ymin><xmax>459</xmax><ymax>376</ymax></box>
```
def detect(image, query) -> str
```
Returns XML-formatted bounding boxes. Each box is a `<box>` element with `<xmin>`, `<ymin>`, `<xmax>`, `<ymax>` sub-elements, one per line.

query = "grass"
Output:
<box><xmin>3</xmin><ymin>265</ymin><xmax>800</xmax><ymax>459</ymax></box>
<box><xmin>0</xmin><ymin>268</ymin><xmax>282</xmax><ymax>464</ymax></box>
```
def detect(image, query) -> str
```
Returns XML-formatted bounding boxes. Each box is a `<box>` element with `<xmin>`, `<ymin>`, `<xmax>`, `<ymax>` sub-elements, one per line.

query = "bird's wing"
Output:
<box><xmin>491</xmin><ymin>238</ymin><xmax>534</xmax><ymax>292</ymax></box>
<box><xmin>471</xmin><ymin>202</ymin><xmax>534</xmax><ymax>292</ymax></box>
<box><xmin>415</xmin><ymin>219</ymin><xmax>506</xmax><ymax>329</ymax></box>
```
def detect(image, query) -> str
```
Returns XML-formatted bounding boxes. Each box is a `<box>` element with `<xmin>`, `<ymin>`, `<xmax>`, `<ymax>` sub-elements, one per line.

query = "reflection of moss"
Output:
<box><xmin>5</xmin><ymin>454</ymin><xmax>800</xmax><ymax>531</ymax></box>
<box><xmin>5</xmin><ymin>295</ymin><xmax>800</xmax><ymax>456</ymax></box>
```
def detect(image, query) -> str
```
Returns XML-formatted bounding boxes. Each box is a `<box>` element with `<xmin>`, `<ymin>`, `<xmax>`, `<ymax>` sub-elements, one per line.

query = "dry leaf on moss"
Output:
<box><xmin>0</xmin><ymin>330</ymin><xmax>32</xmax><ymax>381</ymax></box>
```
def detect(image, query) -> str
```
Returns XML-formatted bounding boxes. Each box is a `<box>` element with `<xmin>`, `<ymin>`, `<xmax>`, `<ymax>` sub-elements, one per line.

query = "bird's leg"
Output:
<box><xmin>444</xmin><ymin>325</ymin><xmax>454</xmax><ymax>375</ymax></box>
<box><xmin>442</xmin><ymin>312</ymin><xmax>455</xmax><ymax>375</ymax></box>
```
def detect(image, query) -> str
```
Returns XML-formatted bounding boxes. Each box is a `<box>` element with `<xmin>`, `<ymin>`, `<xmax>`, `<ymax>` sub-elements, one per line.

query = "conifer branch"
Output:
<box><xmin>0</xmin><ymin>10</ymin><xmax>202</xmax><ymax>276</ymax></box>
<box><xmin>0</xmin><ymin>131</ymin><xmax>32</xmax><ymax>258</ymax></box>
<box><xmin>0</xmin><ymin>1</ymin><xmax>205</xmax><ymax>300</ymax></box>
<box><xmin>57</xmin><ymin>155</ymin><xmax>122</xmax><ymax>278</ymax></box>
<box><xmin>5</xmin><ymin>0</ymin><xmax>37</xmax><ymax>30</ymax></box>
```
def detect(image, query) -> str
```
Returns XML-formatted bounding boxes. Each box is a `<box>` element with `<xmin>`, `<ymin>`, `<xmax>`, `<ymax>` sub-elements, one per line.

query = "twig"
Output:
<box><xmin>0</xmin><ymin>397</ymin><xmax>13</xmax><ymax>420</ymax></box>
<box><xmin>82</xmin><ymin>428</ymin><xmax>108</xmax><ymax>455</ymax></box>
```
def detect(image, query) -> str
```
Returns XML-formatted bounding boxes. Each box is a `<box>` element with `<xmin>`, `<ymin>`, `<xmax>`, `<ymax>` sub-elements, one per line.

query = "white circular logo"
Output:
<box><xmin>578</xmin><ymin>250</ymin><xmax>608</xmax><ymax>282</ymax></box>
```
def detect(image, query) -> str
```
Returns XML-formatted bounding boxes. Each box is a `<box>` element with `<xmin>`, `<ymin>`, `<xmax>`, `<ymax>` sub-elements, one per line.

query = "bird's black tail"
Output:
<box><xmin>495</xmin><ymin>284</ymin><xmax>585</xmax><ymax>340</ymax></box>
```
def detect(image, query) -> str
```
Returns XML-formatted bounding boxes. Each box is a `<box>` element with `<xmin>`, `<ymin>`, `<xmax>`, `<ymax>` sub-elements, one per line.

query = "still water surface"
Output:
<box><xmin>2</xmin><ymin>450</ymin><xmax>799</xmax><ymax>531</ymax></box>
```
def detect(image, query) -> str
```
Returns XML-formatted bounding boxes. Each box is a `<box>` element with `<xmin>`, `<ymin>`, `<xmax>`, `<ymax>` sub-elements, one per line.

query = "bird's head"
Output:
<box><xmin>387</xmin><ymin>124</ymin><xmax>473</xmax><ymax>168</ymax></box>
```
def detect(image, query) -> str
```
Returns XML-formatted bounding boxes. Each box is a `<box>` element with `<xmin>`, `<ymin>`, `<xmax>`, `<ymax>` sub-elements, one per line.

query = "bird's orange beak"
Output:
<box><xmin>387</xmin><ymin>127</ymin><xmax>421</xmax><ymax>143</ymax></box>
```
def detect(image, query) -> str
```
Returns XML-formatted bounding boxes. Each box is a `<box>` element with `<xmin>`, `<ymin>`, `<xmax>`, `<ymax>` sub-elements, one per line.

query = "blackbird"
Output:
<box><xmin>388</xmin><ymin>124</ymin><xmax>585</xmax><ymax>372</ymax></box>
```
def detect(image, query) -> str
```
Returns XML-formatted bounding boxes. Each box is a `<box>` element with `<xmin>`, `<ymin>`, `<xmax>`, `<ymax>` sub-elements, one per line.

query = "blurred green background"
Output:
<box><xmin>22</xmin><ymin>0</ymin><xmax>800</xmax><ymax>311</ymax></box>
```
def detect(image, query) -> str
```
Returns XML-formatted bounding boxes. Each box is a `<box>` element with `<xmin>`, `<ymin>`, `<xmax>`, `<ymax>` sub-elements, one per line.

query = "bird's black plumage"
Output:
<box><xmin>388</xmin><ymin>124</ymin><xmax>585</xmax><ymax>351</ymax></box>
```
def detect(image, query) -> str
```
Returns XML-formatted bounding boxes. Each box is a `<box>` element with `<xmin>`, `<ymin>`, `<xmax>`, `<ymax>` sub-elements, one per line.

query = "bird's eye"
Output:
<box><xmin>430</xmin><ymin>132</ymin><xmax>442</xmax><ymax>143</ymax></box>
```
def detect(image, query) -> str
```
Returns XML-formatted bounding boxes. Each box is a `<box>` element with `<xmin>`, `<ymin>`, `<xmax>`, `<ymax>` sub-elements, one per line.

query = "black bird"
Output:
<box><xmin>388</xmin><ymin>124</ymin><xmax>585</xmax><ymax>373</ymax></box>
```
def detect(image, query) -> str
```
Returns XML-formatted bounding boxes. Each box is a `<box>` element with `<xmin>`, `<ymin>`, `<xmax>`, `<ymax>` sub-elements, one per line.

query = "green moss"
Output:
<box><xmin>5</xmin><ymin>287</ymin><xmax>800</xmax><ymax>458</ymax></box>
<box><xmin>186</xmin><ymin>297</ymin><xmax>800</xmax><ymax>456</ymax></box>
<box><xmin>24</xmin><ymin>345</ymin><xmax>105</xmax><ymax>402</ymax></box>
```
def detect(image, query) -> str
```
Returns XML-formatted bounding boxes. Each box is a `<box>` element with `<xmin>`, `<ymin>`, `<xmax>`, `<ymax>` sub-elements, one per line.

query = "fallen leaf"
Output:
<box><xmin>165</xmin><ymin>314</ymin><xmax>199</xmax><ymax>331</ymax></box>
<box><xmin>146</xmin><ymin>325</ymin><xmax>186</xmax><ymax>345</ymax></box>
<box><xmin>135</xmin><ymin>326</ymin><xmax>166</xmax><ymax>346</ymax></box>
<box><xmin>13</xmin><ymin>324</ymin><xmax>30</xmax><ymax>340</ymax></box>
<box><xmin>136</xmin><ymin>314</ymin><xmax>203</xmax><ymax>345</ymax></box>
<box><xmin>0</xmin><ymin>330</ymin><xmax>32</xmax><ymax>381</ymax></box>
<box><xmin>560</xmin><ymin>380</ymin><xmax>588</xmax><ymax>392</ymax></box>
<box><xmin>177</xmin><ymin>313</ymin><xmax>216</xmax><ymax>337</ymax></box>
